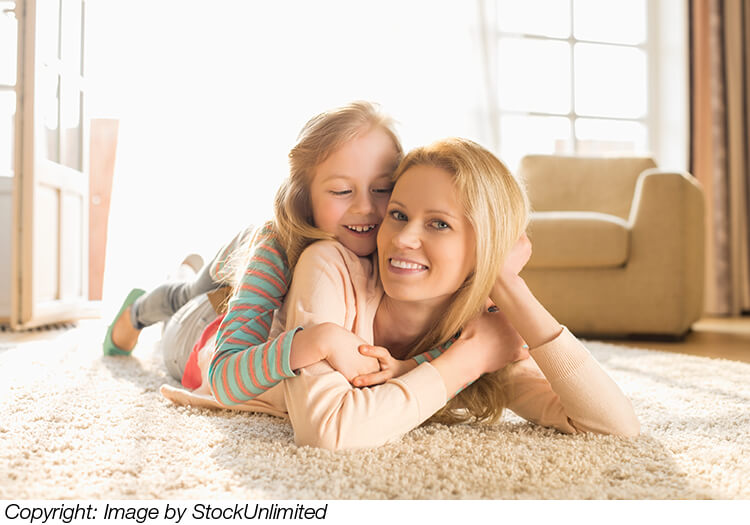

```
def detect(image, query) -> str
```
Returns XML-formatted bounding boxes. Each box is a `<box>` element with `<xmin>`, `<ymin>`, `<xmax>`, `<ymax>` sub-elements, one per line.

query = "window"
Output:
<box><xmin>492</xmin><ymin>0</ymin><xmax>654</xmax><ymax>170</ymax></box>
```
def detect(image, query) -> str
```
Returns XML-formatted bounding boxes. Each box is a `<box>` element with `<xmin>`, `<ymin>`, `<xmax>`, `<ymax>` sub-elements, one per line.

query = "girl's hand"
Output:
<box><xmin>351</xmin><ymin>345</ymin><xmax>418</xmax><ymax>387</ymax></box>
<box><xmin>319</xmin><ymin>323</ymin><xmax>381</xmax><ymax>381</ymax></box>
<box><xmin>292</xmin><ymin>322</ymin><xmax>380</xmax><ymax>381</ymax></box>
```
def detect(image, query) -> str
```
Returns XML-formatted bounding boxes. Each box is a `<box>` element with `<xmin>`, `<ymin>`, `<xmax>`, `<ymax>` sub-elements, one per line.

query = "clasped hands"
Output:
<box><xmin>305</xmin><ymin>233</ymin><xmax>533</xmax><ymax>387</ymax></box>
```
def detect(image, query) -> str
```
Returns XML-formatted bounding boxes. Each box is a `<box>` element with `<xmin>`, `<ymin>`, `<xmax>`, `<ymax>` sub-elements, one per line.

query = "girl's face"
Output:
<box><xmin>377</xmin><ymin>164</ymin><xmax>476</xmax><ymax>306</ymax></box>
<box><xmin>309</xmin><ymin>127</ymin><xmax>400</xmax><ymax>257</ymax></box>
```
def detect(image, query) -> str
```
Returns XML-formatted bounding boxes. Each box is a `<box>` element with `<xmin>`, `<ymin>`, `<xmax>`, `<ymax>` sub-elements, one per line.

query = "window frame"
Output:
<box><xmin>490</xmin><ymin>0</ymin><xmax>680</xmax><ymax>165</ymax></box>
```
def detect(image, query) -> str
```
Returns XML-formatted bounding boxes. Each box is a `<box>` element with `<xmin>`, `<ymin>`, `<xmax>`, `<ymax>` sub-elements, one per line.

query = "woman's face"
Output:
<box><xmin>377</xmin><ymin>164</ymin><xmax>476</xmax><ymax>306</ymax></box>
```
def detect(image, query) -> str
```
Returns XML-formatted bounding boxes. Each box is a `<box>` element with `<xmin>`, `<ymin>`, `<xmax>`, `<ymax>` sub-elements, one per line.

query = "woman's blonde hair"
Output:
<box><xmin>274</xmin><ymin>101</ymin><xmax>403</xmax><ymax>268</ymax></box>
<box><xmin>392</xmin><ymin>138</ymin><xmax>530</xmax><ymax>425</ymax></box>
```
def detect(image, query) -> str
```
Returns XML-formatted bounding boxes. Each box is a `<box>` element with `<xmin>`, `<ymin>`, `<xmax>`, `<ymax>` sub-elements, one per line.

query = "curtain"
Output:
<box><xmin>690</xmin><ymin>0</ymin><xmax>750</xmax><ymax>315</ymax></box>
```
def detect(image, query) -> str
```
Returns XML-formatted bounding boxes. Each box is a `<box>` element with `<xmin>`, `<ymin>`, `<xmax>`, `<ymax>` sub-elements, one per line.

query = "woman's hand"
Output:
<box><xmin>495</xmin><ymin>232</ymin><xmax>532</xmax><ymax>290</ymax></box>
<box><xmin>456</xmin><ymin>307</ymin><xmax>529</xmax><ymax>376</ymax></box>
<box><xmin>291</xmin><ymin>322</ymin><xmax>380</xmax><ymax>381</ymax></box>
<box><xmin>430</xmin><ymin>307</ymin><xmax>529</xmax><ymax>396</ymax></box>
<box><xmin>489</xmin><ymin>232</ymin><xmax>564</xmax><ymax>350</ymax></box>
<box><xmin>351</xmin><ymin>345</ymin><xmax>418</xmax><ymax>387</ymax></box>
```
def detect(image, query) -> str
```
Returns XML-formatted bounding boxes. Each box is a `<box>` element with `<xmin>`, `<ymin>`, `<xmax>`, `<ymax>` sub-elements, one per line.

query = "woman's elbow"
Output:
<box><xmin>290</xmin><ymin>411</ymin><xmax>382</xmax><ymax>451</ymax></box>
<box><xmin>614</xmin><ymin>412</ymin><xmax>641</xmax><ymax>438</ymax></box>
<box><xmin>288</xmin><ymin>404</ymin><xmax>343</xmax><ymax>451</ymax></box>
<box><xmin>610</xmin><ymin>398</ymin><xmax>641</xmax><ymax>437</ymax></box>
<box><xmin>592</xmin><ymin>411</ymin><xmax>640</xmax><ymax>438</ymax></box>
<box><xmin>294</xmin><ymin>430</ymin><xmax>341</xmax><ymax>451</ymax></box>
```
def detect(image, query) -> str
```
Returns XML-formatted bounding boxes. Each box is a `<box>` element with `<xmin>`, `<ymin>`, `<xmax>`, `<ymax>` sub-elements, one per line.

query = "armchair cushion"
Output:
<box><xmin>518</xmin><ymin>154</ymin><xmax>704</xmax><ymax>337</ymax></box>
<box><xmin>526</xmin><ymin>211</ymin><xmax>629</xmax><ymax>269</ymax></box>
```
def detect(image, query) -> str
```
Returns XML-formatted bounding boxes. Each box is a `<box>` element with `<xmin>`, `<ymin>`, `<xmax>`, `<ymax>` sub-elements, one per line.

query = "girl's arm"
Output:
<box><xmin>209</xmin><ymin>223</ymin><xmax>324</xmax><ymax>406</ymax></box>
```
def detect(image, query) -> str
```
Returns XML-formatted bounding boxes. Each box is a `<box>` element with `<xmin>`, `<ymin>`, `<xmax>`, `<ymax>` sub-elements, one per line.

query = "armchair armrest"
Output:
<box><xmin>628</xmin><ymin>169</ymin><xmax>704</xmax><ymax>229</ymax></box>
<box><xmin>627</xmin><ymin>168</ymin><xmax>705</xmax><ymax>324</ymax></box>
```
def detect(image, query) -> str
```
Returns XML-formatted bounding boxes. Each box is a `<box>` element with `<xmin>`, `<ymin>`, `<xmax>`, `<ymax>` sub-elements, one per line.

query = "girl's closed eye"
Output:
<box><xmin>372</xmin><ymin>186</ymin><xmax>394</xmax><ymax>195</ymax></box>
<box><xmin>329</xmin><ymin>189</ymin><xmax>352</xmax><ymax>196</ymax></box>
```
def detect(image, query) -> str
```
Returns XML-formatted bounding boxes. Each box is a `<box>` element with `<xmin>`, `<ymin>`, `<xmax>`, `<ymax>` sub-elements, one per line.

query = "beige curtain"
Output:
<box><xmin>690</xmin><ymin>0</ymin><xmax>750</xmax><ymax>315</ymax></box>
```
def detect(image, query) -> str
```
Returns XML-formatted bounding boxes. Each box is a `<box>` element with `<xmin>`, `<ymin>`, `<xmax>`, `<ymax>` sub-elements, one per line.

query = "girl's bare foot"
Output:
<box><xmin>111</xmin><ymin>306</ymin><xmax>141</xmax><ymax>352</ymax></box>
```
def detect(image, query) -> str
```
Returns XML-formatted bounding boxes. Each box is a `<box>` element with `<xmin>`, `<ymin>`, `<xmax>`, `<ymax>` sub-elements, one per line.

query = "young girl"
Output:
<box><xmin>103</xmin><ymin>101</ymin><xmax>443</xmax><ymax>399</ymax></box>
<box><xmin>162</xmin><ymin>137</ymin><xmax>639</xmax><ymax>450</ymax></box>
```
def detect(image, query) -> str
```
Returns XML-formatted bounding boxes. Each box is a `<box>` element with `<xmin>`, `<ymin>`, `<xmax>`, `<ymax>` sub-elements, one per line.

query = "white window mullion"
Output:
<box><xmin>494</xmin><ymin>0</ymin><xmax>661</xmax><ymax>166</ymax></box>
<box><xmin>569</xmin><ymin>0</ymin><xmax>577</xmax><ymax>153</ymax></box>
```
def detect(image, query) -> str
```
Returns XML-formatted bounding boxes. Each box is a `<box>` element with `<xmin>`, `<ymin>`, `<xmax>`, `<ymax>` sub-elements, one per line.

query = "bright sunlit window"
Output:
<box><xmin>494</xmin><ymin>0</ymin><xmax>651</xmax><ymax>170</ymax></box>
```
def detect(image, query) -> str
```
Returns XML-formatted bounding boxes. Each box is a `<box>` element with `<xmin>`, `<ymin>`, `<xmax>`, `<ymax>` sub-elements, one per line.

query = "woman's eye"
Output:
<box><xmin>431</xmin><ymin>220</ymin><xmax>450</xmax><ymax>230</ymax></box>
<box><xmin>329</xmin><ymin>190</ymin><xmax>351</xmax><ymax>196</ymax></box>
<box><xmin>389</xmin><ymin>210</ymin><xmax>407</xmax><ymax>221</ymax></box>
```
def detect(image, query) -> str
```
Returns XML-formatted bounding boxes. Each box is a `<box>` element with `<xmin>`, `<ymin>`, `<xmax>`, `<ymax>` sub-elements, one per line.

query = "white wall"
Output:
<box><xmin>0</xmin><ymin>175</ymin><xmax>12</xmax><ymax>318</ymax></box>
<box><xmin>85</xmin><ymin>0</ymin><xmax>492</xmax><ymax>306</ymax></box>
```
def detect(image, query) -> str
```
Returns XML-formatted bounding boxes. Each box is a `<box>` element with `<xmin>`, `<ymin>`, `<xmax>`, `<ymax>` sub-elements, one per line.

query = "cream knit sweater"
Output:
<box><xmin>161</xmin><ymin>241</ymin><xmax>639</xmax><ymax>450</ymax></box>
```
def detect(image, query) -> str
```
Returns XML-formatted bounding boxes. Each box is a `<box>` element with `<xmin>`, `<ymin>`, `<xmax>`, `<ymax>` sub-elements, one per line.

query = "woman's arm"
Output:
<box><xmin>286</xmin><ymin>319</ymin><xmax>528</xmax><ymax>450</ymax></box>
<box><xmin>277</xmin><ymin>241</ymin><xmax>473</xmax><ymax>450</ymax></box>
<box><xmin>489</xmin><ymin>233</ymin><xmax>561</xmax><ymax>349</ymax></box>
<box><xmin>283</xmin><ymin>245</ymin><xmax>528</xmax><ymax>449</ymax></box>
<box><xmin>502</xmin><ymin>329</ymin><xmax>640</xmax><ymax>436</ymax></box>
<box><xmin>489</xmin><ymin>234</ymin><xmax>640</xmax><ymax>436</ymax></box>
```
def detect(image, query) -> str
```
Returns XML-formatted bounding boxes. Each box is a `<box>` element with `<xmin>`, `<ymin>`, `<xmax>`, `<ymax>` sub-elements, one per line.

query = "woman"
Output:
<box><xmin>162</xmin><ymin>138</ymin><xmax>639</xmax><ymax>450</ymax></box>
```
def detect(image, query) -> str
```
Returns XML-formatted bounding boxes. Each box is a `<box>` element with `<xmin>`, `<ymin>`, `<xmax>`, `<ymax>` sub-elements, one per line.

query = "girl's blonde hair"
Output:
<box><xmin>274</xmin><ymin>101</ymin><xmax>403</xmax><ymax>268</ymax></box>
<box><xmin>393</xmin><ymin>138</ymin><xmax>530</xmax><ymax>425</ymax></box>
<box><xmin>221</xmin><ymin>101</ymin><xmax>402</xmax><ymax>289</ymax></box>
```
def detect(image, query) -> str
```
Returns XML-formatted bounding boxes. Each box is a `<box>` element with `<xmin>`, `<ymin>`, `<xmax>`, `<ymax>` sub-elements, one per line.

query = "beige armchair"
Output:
<box><xmin>518</xmin><ymin>155</ymin><xmax>705</xmax><ymax>338</ymax></box>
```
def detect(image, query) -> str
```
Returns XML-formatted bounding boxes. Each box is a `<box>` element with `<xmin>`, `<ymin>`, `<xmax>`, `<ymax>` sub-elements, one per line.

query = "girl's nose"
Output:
<box><xmin>350</xmin><ymin>191</ymin><xmax>375</xmax><ymax>215</ymax></box>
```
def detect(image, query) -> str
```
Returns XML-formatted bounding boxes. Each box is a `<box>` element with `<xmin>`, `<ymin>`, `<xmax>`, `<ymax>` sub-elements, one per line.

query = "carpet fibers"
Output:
<box><xmin>1</xmin><ymin>321</ymin><xmax>748</xmax><ymax>499</ymax></box>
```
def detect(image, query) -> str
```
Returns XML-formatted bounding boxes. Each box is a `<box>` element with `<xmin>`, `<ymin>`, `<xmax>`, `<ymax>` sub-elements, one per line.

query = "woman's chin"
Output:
<box><xmin>381</xmin><ymin>282</ymin><xmax>416</xmax><ymax>302</ymax></box>
<box><xmin>381</xmin><ymin>281</ymin><xmax>439</xmax><ymax>304</ymax></box>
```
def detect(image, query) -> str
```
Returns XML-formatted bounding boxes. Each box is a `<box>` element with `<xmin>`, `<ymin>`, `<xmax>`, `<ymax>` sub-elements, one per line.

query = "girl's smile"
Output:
<box><xmin>310</xmin><ymin>127</ymin><xmax>399</xmax><ymax>257</ymax></box>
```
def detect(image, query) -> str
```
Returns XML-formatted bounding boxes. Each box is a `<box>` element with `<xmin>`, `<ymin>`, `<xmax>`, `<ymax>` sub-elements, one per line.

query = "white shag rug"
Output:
<box><xmin>1</xmin><ymin>321</ymin><xmax>748</xmax><ymax>500</ymax></box>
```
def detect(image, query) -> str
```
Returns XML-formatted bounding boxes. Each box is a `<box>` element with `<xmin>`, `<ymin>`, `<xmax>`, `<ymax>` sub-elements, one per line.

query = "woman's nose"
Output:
<box><xmin>392</xmin><ymin>223</ymin><xmax>421</xmax><ymax>249</ymax></box>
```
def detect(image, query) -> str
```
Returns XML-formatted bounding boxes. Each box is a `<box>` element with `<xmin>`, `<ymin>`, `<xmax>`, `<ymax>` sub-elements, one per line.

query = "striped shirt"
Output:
<box><xmin>208</xmin><ymin>222</ymin><xmax>447</xmax><ymax>406</ymax></box>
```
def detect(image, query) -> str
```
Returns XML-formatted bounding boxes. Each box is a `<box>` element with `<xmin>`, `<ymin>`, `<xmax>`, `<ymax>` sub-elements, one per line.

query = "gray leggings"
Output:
<box><xmin>161</xmin><ymin>294</ymin><xmax>217</xmax><ymax>381</ymax></box>
<box><xmin>130</xmin><ymin>262</ymin><xmax>218</xmax><ymax>330</ymax></box>
<box><xmin>130</xmin><ymin>227</ymin><xmax>253</xmax><ymax>381</ymax></box>
<box><xmin>129</xmin><ymin>256</ymin><xmax>221</xmax><ymax>382</ymax></box>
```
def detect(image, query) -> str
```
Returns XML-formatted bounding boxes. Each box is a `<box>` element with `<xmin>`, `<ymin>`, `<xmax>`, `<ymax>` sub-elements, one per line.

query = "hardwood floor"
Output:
<box><xmin>603</xmin><ymin>316</ymin><xmax>750</xmax><ymax>363</ymax></box>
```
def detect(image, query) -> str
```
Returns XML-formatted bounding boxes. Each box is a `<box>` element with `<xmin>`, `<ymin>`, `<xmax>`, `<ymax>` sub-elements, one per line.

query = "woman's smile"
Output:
<box><xmin>387</xmin><ymin>256</ymin><xmax>429</xmax><ymax>273</ymax></box>
<box><xmin>377</xmin><ymin>164</ymin><xmax>476</xmax><ymax>304</ymax></box>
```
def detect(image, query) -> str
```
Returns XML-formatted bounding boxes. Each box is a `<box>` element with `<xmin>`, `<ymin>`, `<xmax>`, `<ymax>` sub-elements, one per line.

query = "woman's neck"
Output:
<box><xmin>373</xmin><ymin>295</ymin><xmax>449</xmax><ymax>360</ymax></box>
